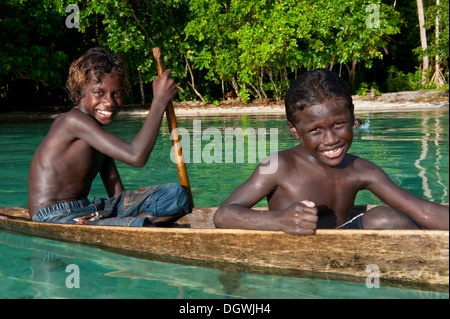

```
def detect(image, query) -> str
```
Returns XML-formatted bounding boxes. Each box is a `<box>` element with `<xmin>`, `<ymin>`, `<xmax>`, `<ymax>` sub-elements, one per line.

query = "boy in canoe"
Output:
<box><xmin>214</xmin><ymin>68</ymin><xmax>449</xmax><ymax>235</ymax></box>
<box><xmin>28</xmin><ymin>47</ymin><xmax>189</xmax><ymax>227</ymax></box>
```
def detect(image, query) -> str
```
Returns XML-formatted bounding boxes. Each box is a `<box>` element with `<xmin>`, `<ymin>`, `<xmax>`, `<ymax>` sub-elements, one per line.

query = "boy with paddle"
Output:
<box><xmin>214</xmin><ymin>68</ymin><xmax>449</xmax><ymax>235</ymax></box>
<box><xmin>28</xmin><ymin>47</ymin><xmax>189</xmax><ymax>226</ymax></box>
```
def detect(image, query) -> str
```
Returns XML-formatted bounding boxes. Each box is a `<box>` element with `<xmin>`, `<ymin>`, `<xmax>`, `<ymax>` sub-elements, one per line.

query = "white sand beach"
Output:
<box><xmin>121</xmin><ymin>89</ymin><xmax>449</xmax><ymax>117</ymax></box>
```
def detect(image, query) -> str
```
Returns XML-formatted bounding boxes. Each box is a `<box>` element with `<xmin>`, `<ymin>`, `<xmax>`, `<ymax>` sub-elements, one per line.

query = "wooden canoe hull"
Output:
<box><xmin>0</xmin><ymin>206</ymin><xmax>448</xmax><ymax>289</ymax></box>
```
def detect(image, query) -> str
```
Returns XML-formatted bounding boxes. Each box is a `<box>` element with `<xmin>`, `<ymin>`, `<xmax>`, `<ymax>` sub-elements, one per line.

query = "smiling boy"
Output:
<box><xmin>28</xmin><ymin>47</ymin><xmax>189</xmax><ymax>226</ymax></box>
<box><xmin>214</xmin><ymin>68</ymin><xmax>449</xmax><ymax>235</ymax></box>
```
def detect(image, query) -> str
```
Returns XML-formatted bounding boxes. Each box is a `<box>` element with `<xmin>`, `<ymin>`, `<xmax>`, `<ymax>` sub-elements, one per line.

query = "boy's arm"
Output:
<box><xmin>214</xmin><ymin>155</ymin><xmax>318</xmax><ymax>235</ymax></box>
<box><xmin>100</xmin><ymin>156</ymin><xmax>125</xmax><ymax>197</ymax></box>
<box><xmin>66</xmin><ymin>69</ymin><xmax>177</xmax><ymax>167</ymax></box>
<box><xmin>363</xmin><ymin>160</ymin><xmax>449</xmax><ymax>230</ymax></box>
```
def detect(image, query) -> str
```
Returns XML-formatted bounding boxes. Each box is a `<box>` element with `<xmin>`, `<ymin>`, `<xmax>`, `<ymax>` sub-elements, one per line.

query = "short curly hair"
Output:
<box><xmin>285</xmin><ymin>68</ymin><xmax>353</xmax><ymax>124</ymax></box>
<box><xmin>66</xmin><ymin>47</ymin><xmax>131</xmax><ymax>104</ymax></box>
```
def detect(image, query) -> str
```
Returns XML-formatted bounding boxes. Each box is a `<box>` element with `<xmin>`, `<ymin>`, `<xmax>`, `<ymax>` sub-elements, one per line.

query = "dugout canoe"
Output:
<box><xmin>0</xmin><ymin>205</ymin><xmax>448</xmax><ymax>290</ymax></box>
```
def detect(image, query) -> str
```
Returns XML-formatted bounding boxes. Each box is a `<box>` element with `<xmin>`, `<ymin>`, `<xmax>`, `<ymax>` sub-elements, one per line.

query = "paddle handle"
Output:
<box><xmin>153</xmin><ymin>47</ymin><xmax>194</xmax><ymax>212</ymax></box>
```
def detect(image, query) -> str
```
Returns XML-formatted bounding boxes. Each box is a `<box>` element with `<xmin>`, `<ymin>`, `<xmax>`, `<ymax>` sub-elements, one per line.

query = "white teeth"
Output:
<box><xmin>97</xmin><ymin>110</ymin><xmax>113</xmax><ymax>116</ymax></box>
<box><xmin>323</xmin><ymin>148</ymin><xmax>340</xmax><ymax>155</ymax></box>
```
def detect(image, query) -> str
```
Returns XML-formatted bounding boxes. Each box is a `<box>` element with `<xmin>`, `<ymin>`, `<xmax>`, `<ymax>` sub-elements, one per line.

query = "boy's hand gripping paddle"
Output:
<box><xmin>153</xmin><ymin>47</ymin><xmax>194</xmax><ymax>212</ymax></box>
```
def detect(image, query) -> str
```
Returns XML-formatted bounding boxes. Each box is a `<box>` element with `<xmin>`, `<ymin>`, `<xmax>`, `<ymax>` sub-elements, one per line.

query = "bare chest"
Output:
<box><xmin>269</xmin><ymin>166</ymin><xmax>359</xmax><ymax>221</ymax></box>
<box><xmin>63</xmin><ymin>139</ymin><xmax>105</xmax><ymax>180</ymax></box>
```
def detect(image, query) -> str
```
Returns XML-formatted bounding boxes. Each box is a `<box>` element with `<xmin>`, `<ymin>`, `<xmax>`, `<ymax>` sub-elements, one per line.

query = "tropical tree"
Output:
<box><xmin>416</xmin><ymin>0</ymin><xmax>429</xmax><ymax>84</ymax></box>
<box><xmin>2</xmin><ymin>0</ymin><xmax>425</xmax><ymax>110</ymax></box>
<box><xmin>426</xmin><ymin>0</ymin><xmax>448</xmax><ymax>87</ymax></box>
<box><xmin>185</xmin><ymin>0</ymin><xmax>400</xmax><ymax>97</ymax></box>
<box><xmin>54</xmin><ymin>0</ymin><xmax>197</xmax><ymax>104</ymax></box>
<box><xmin>0</xmin><ymin>0</ymin><xmax>80</xmax><ymax>109</ymax></box>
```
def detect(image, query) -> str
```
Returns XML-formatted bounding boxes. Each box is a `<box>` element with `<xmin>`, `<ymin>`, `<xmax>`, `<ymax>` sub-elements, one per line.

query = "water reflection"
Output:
<box><xmin>352</xmin><ymin>112</ymin><xmax>448</xmax><ymax>204</ymax></box>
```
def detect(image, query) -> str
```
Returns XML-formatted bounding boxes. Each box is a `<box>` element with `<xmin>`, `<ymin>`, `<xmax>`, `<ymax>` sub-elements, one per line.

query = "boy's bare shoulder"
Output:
<box><xmin>58</xmin><ymin>108</ymin><xmax>91</xmax><ymax>123</ymax></box>
<box><xmin>278</xmin><ymin>145</ymin><xmax>301</xmax><ymax>161</ymax></box>
<box><xmin>255</xmin><ymin>146</ymin><xmax>300</xmax><ymax>178</ymax></box>
<box><xmin>50</xmin><ymin>108</ymin><xmax>82</xmax><ymax>126</ymax></box>
<box><xmin>348</xmin><ymin>154</ymin><xmax>380</xmax><ymax>170</ymax></box>
<box><xmin>345</xmin><ymin>154</ymin><xmax>387</xmax><ymax>186</ymax></box>
<box><xmin>51</xmin><ymin>108</ymin><xmax>98</xmax><ymax>133</ymax></box>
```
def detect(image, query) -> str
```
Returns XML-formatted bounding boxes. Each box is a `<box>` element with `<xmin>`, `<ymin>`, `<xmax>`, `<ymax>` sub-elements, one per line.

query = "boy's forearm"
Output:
<box><xmin>214</xmin><ymin>204</ymin><xmax>281</xmax><ymax>231</ymax></box>
<box><xmin>393</xmin><ymin>198</ymin><xmax>449</xmax><ymax>230</ymax></box>
<box><xmin>418</xmin><ymin>203</ymin><xmax>449</xmax><ymax>230</ymax></box>
<box><xmin>128</xmin><ymin>99</ymin><xmax>167</xmax><ymax>167</ymax></box>
<box><xmin>370</xmin><ymin>173</ymin><xmax>449</xmax><ymax>230</ymax></box>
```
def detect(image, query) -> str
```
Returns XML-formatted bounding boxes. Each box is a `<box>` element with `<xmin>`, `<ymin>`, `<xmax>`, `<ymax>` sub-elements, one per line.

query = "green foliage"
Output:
<box><xmin>52</xmin><ymin>0</ymin><xmax>195</xmax><ymax>102</ymax></box>
<box><xmin>0</xmin><ymin>0</ymin><xmax>90</xmax><ymax>108</ymax></box>
<box><xmin>356</xmin><ymin>82</ymin><xmax>381</xmax><ymax>96</ymax></box>
<box><xmin>238</xmin><ymin>87</ymin><xmax>251</xmax><ymax>103</ymax></box>
<box><xmin>0</xmin><ymin>0</ymin><xmax>71</xmax><ymax>84</ymax></box>
<box><xmin>418</xmin><ymin>0</ymin><xmax>449</xmax><ymax>62</ymax></box>
<box><xmin>185</xmin><ymin>0</ymin><xmax>401</xmax><ymax>99</ymax></box>
<box><xmin>386</xmin><ymin>66</ymin><xmax>438</xmax><ymax>92</ymax></box>
<box><xmin>0</xmin><ymin>0</ymin><xmax>448</xmax><ymax>108</ymax></box>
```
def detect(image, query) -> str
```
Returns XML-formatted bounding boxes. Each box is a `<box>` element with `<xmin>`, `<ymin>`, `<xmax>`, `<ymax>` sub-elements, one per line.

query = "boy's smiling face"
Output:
<box><xmin>288</xmin><ymin>99</ymin><xmax>354</xmax><ymax>167</ymax></box>
<box><xmin>79</xmin><ymin>73</ymin><xmax>125</xmax><ymax>126</ymax></box>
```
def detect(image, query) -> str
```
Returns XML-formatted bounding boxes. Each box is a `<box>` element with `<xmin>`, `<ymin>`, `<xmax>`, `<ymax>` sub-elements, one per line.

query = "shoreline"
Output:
<box><xmin>1</xmin><ymin>90</ymin><xmax>448</xmax><ymax>120</ymax></box>
<box><xmin>121</xmin><ymin>100</ymin><xmax>449</xmax><ymax>118</ymax></box>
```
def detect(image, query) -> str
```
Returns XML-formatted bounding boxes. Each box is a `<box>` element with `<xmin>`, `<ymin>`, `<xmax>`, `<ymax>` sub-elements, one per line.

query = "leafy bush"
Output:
<box><xmin>356</xmin><ymin>82</ymin><xmax>381</xmax><ymax>96</ymax></box>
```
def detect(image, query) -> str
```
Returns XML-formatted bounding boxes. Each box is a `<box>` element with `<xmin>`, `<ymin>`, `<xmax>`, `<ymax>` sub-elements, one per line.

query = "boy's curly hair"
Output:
<box><xmin>285</xmin><ymin>68</ymin><xmax>353</xmax><ymax>124</ymax></box>
<box><xmin>66</xmin><ymin>47</ymin><xmax>131</xmax><ymax>104</ymax></box>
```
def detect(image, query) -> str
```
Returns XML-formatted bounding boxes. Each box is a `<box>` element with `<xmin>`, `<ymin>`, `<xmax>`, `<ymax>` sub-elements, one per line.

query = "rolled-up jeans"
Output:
<box><xmin>31</xmin><ymin>183</ymin><xmax>189</xmax><ymax>227</ymax></box>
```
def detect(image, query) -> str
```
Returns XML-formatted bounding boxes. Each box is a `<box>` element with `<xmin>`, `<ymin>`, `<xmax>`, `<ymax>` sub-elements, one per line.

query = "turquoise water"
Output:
<box><xmin>0</xmin><ymin>229</ymin><xmax>447</xmax><ymax>299</ymax></box>
<box><xmin>0</xmin><ymin>110</ymin><xmax>449</xmax><ymax>299</ymax></box>
<box><xmin>2</xmin><ymin>111</ymin><xmax>447</xmax><ymax>207</ymax></box>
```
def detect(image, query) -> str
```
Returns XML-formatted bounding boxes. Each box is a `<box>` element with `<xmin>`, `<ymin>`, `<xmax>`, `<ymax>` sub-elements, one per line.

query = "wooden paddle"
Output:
<box><xmin>153</xmin><ymin>47</ymin><xmax>194</xmax><ymax>212</ymax></box>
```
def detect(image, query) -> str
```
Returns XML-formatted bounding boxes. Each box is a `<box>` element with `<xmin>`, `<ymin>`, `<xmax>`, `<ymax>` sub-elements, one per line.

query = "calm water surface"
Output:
<box><xmin>0</xmin><ymin>110</ymin><xmax>448</xmax><ymax>299</ymax></box>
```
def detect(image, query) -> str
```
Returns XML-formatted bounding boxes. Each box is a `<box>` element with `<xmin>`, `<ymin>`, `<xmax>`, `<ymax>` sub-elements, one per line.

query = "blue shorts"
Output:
<box><xmin>337</xmin><ymin>212</ymin><xmax>424</xmax><ymax>229</ymax></box>
<box><xmin>31</xmin><ymin>183</ymin><xmax>189</xmax><ymax>227</ymax></box>
<box><xmin>337</xmin><ymin>213</ymin><xmax>365</xmax><ymax>229</ymax></box>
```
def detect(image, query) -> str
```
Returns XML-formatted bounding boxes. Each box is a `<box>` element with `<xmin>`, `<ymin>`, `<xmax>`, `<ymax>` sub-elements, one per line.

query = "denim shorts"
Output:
<box><xmin>336</xmin><ymin>211</ymin><xmax>424</xmax><ymax>229</ymax></box>
<box><xmin>31</xmin><ymin>183</ymin><xmax>189</xmax><ymax>227</ymax></box>
<box><xmin>337</xmin><ymin>213</ymin><xmax>365</xmax><ymax>229</ymax></box>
